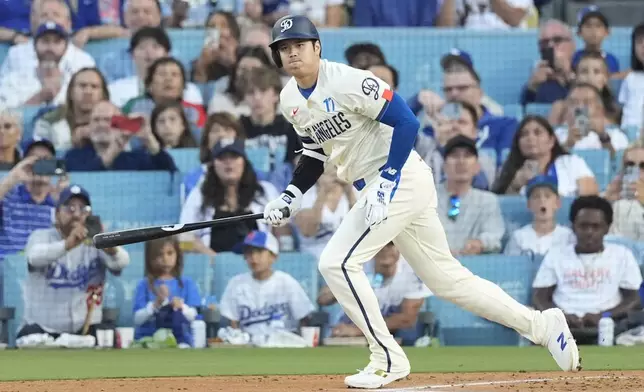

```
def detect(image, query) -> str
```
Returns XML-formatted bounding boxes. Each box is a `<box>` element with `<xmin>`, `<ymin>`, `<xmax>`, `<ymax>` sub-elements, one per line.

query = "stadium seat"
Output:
<box><xmin>498</xmin><ymin>195</ymin><xmax>573</xmax><ymax>234</ymax></box>
<box><xmin>624</xmin><ymin>126</ymin><xmax>640</xmax><ymax>143</ymax></box>
<box><xmin>2</xmin><ymin>254</ymin><xmax>27</xmax><ymax>346</ymax></box>
<box><xmin>573</xmin><ymin>149</ymin><xmax>612</xmax><ymax>190</ymax></box>
<box><xmin>524</xmin><ymin>103</ymin><xmax>552</xmax><ymax>118</ymax></box>
<box><xmin>502</xmin><ymin>104</ymin><xmax>524</xmax><ymax>120</ymax></box>
<box><xmin>19</xmin><ymin>106</ymin><xmax>43</xmax><ymax>140</ymax></box>
<box><xmin>428</xmin><ymin>255</ymin><xmax>533</xmax><ymax>346</ymax></box>
<box><xmin>168</xmin><ymin>148</ymin><xmax>200</xmax><ymax>173</ymax></box>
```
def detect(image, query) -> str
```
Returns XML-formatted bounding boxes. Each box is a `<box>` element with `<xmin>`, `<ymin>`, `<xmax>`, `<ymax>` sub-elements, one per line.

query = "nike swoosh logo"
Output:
<box><xmin>292</xmin><ymin>108</ymin><xmax>299</xmax><ymax>116</ymax></box>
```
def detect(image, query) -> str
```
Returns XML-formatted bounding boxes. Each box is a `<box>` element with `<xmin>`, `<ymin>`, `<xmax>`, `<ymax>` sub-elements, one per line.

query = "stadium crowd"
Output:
<box><xmin>0</xmin><ymin>0</ymin><xmax>643</xmax><ymax>349</ymax></box>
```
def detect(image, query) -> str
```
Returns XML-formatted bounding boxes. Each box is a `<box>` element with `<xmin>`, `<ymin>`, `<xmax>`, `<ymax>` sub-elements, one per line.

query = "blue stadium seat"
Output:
<box><xmin>502</xmin><ymin>104</ymin><xmax>524</xmax><ymax>120</ymax></box>
<box><xmin>168</xmin><ymin>148</ymin><xmax>200</xmax><ymax>173</ymax></box>
<box><xmin>498</xmin><ymin>195</ymin><xmax>573</xmax><ymax>234</ymax></box>
<box><xmin>2</xmin><ymin>254</ymin><xmax>28</xmax><ymax>346</ymax></box>
<box><xmin>624</xmin><ymin>126</ymin><xmax>640</xmax><ymax>142</ymax></box>
<box><xmin>19</xmin><ymin>106</ymin><xmax>43</xmax><ymax>140</ymax></box>
<box><xmin>573</xmin><ymin>149</ymin><xmax>611</xmax><ymax>189</ymax></box>
<box><xmin>524</xmin><ymin>103</ymin><xmax>552</xmax><ymax>118</ymax></box>
<box><xmin>428</xmin><ymin>255</ymin><xmax>533</xmax><ymax>346</ymax></box>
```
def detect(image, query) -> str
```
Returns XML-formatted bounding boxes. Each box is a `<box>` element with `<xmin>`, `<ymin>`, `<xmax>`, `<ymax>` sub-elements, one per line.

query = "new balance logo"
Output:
<box><xmin>556</xmin><ymin>332</ymin><xmax>567</xmax><ymax>351</ymax></box>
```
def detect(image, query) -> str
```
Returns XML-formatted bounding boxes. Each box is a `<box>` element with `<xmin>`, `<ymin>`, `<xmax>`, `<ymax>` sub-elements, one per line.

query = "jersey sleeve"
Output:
<box><xmin>331</xmin><ymin>67</ymin><xmax>394</xmax><ymax>122</ymax></box>
<box><xmin>218</xmin><ymin>279</ymin><xmax>239</xmax><ymax>322</ymax></box>
<box><xmin>285</xmin><ymin>274</ymin><xmax>315</xmax><ymax>321</ymax></box>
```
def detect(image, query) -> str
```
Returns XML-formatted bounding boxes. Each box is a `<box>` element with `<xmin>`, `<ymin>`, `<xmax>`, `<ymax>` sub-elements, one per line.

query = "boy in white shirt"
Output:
<box><xmin>505</xmin><ymin>175</ymin><xmax>575</xmax><ymax>256</ymax></box>
<box><xmin>532</xmin><ymin>196</ymin><xmax>643</xmax><ymax>344</ymax></box>
<box><xmin>219</xmin><ymin>230</ymin><xmax>315</xmax><ymax>342</ymax></box>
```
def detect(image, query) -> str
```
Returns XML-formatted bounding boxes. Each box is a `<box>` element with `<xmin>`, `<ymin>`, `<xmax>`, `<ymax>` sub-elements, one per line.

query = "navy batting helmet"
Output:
<box><xmin>269</xmin><ymin>15</ymin><xmax>320</xmax><ymax>68</ymax></box>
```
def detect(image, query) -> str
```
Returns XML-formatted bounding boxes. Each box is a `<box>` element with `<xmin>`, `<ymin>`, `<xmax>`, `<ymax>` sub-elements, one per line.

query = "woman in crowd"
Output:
<box><xmin>179</xmin><ymin>138</ymin><xmax>278</xmax><ymax>254</ymax></box>
<box><xmin>33</xmin><ymin>68</ymin><xmax>109</xmax><ymax>151</ymax></box>
<box><xmin>133</xmin><ymin>236</ymin><xmax>201</xmax><ymax>348</ymax></box>
<box><xmin>492</xmin><ymin>115</ymin><xmax>598</xmax><ymax>196</ymax></box>
<box><xmin>604</xmin><ymin>141</ymin><xmax>644</xmax><ymax>202</ymax></box>
<box><xmin>150</xmin><ymin>102</ymin><xmax>197</xmax><ymax>149</ymax></box>
<box><xmin>609</xmin><ymin>141</ymin><xmax>644</xmax><ymax>241</ymax></box>
<box><xmin>619</xmin><ymin>23</ymin><xmax>644</xmax><ymax>129</ymax></box>
<box><xmin>191</xmin><ymin>11</ymin><xmax>241</xmax><ymax>84</ymax></box>
<box><xmin>123</xmin><ymin>57</ymin><xmax>206</xmax><ymax>130</ymax></box>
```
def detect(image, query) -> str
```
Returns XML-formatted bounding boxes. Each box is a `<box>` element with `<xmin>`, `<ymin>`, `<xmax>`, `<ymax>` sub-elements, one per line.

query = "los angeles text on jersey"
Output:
<box><xmin>304</xmin><ymin>111</ymin><xmax>352</xmax><ymax>144</ymax></box>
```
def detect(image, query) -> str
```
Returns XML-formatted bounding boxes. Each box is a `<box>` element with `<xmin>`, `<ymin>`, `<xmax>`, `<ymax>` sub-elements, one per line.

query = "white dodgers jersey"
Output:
<box><xmin>219</xmin><ymin>271</ymin><xmax>315</xmax><ymax>337</ymax></box>
<box><xmin>280</xmin><ymin>60</ymin><xmax>395</xmax><ymax>183</ymax></box>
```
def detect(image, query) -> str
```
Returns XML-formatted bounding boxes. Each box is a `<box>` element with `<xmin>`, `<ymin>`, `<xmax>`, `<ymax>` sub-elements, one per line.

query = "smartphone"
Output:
<box><xmin>32</xmin><ymin>158</ymin><xmax>66</xmax><ymax>176</ymax></box>
<box><xmin>440</xmin><ymin>102</ymin><xmax>462</xmax><ymax>120</ymax></box>
<box><xmin>574</xmin><ymin>106</ymin><xmax>590</xmax><ymax>137</ymax></box>
<box><xmin>203</xmin><ymin>28</ymin><xmax>220</xmax><ymax>48</ymax></box>
<box><xmin>111</xmin><ymin>115</ymin><xmax>144</xmax><ymax>134</ymax></box>
<box><xmin>85</xmin><ymin>215</ymin><xmax>102</xmax><ymax>239</ymax></box>
<box><xmin>540</xmin><ymin>46</ymin><xmax>555</xmax><ymax>69</ymax></box>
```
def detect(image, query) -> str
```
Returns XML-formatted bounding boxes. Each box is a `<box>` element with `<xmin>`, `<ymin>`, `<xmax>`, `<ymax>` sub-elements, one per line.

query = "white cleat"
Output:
<box><xmin>542</xmin><ymin>308</ymin><xmax>582</xmax><ymax>372</ymax></box>
<box><xmin>344</xmin><ymin>366</ymin><xmax>410</xmax><ymax>389</ymax></box>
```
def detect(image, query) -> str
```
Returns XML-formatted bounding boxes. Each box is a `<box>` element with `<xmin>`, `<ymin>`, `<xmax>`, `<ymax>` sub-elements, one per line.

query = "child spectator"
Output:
<box><xmin>150</xmin><ymin>102</ymin><xmax>198</xmax><ymax>149</ymax></box>
<box><xmin>504</xmin><ymin>176</ymin><xmax>575</xmax><ymax>256</ymax></box>
<box><xmin>618</xmin><ymin>23</ymin><xmax>644</xmax><ymax>129</ymax></box>
<box><xmin>133</xmin><ymin>236</ymin><xmax>201</xmax><ymax>348</ymax></box>
<box><xmin>572</xmin><ymin>6</ymin><xmax>619</xmax><ymax>74</ymax></box>
<box><xmin>0</xmin><ymin>109</ymin><xmax>23</xmax><ymax>170</ymax></box>
<box><xmin>219</xmin><ymin>230</ymin><xmax>314</xmax><ymax>342</ymax></box>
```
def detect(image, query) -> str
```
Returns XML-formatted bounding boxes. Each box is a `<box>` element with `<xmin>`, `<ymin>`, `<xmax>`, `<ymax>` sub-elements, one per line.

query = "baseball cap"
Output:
<box><xmin>577</xmin><ymin>6</ymin><xmax>609</xmax><ymax>29</ymax></box>
<box><xmin>233</xmin><ymin>230</ymin><xmax>279</xmax><ymax>256</ymax></box>
<box><xmin>443</xmin><ymin>135</ymin><xmax>478</xmax><ymax>158</ymax></box>
<box><xmin>525</xmin><ymin>175</ymin><xmax>558</xmax><ymax>198</ymax></box>
<box><xmin>57</xmin><ymin>185</ymin><xmax>91</xmax><ymax>208</ymax></box>
<box><xmin>22</xmin><ymin>136</ymin><xmax>56</xmax><ymax>157</ymax></box>
<box><xmin>35</xmin><ymin>21</ymin><xmax>68</xmax><ymax>40</ymax></box>
<box><xmin>441</xmin><ymin>48</ymin><xmax>474</xmax><ymax>69</ymax></box>
<box><xmin>211</xmin><ymin>138</ymin><xmax>246</xmax><ymax>160</ymax></box>
<box><xmin>129</xmin><ymin>26</ymin><xmax>171</xmax><ymax>53</ymax></box>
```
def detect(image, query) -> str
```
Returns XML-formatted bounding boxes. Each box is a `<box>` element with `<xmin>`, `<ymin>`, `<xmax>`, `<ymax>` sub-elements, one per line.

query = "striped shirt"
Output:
<box><xmin>0</xmin><ymin>185</ymin><xmax>55</xmax><ymax>258</ymax></box>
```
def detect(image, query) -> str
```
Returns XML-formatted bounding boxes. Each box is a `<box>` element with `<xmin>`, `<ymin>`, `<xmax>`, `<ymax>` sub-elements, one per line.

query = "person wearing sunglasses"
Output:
<box><xmin>604</xmin><ymin>141</ymin><xmax>644</xmax><ymax>202</ymax></box>
<box><xmin>522</xmin><ymin>20</ymin><xmax>576</xmax><ymax>105</ymax></box>
<box><xmin>607</xmin><ymin>141</ymin><xmax>644</xmax><ymax>241</ymax></box>
<box><xmin>437</xmin><ymin>135</ymin><xmax>505</xmax><ymax>256</ymax></box>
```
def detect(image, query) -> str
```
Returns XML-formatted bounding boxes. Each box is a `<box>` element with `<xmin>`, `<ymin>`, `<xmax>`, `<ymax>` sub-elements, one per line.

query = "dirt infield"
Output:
<box><xmin>1</xmin><ymin>371</ymin><xmax>643</xmax><ymax>392</ymax></box>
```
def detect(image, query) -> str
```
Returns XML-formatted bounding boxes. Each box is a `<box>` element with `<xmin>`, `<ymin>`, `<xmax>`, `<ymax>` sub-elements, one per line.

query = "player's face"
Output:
<box><xmin>213</xmin><ymin>152</ymin><xmax>245</xmax><ymax>184</ymax></box>
<box><xmin>374</xmin><ymin>244</ymin><xmax>400</xmax><ymax>278</ymax></box>
<box><xmin>576</xmin><ymin>58</ymin><xmax>608</xmax><ymax>90</ymax></box>
<box><xmin>244</xmin><ymin>247</ymin><xmax>275</xmax><ymax>278</ymax></box>
<box><xmin>527</xmin><ymin>187</ymin><xmax>560</xmax><ymax>221</ymax></box>
<box><xmin>573</xmin><ymin>208</ymin><xmax>608</xmax><ymax>253</ymax></box>
<box><xmin>278</xmin><ymin>40</ymin><xmax>320</xmax><ymax>77</ymax></box>
<box><xmin>442</xmin><ymin>72</ymin><xmax>482</xmax><ymax>107</ymax></box>
<box><xmin>444</xmin><ymin>148</ymin><xmax>479</xmax><ymax>182</ymax></box>
<box><xmin>580</xmin><ymin>18</ymin><xmax>608</xmax><ymax>47</ymax></box>
<box><xmin>517</xmin><ymin>120</ymin><xmax>555</xmax><ymax>159</ymax></box>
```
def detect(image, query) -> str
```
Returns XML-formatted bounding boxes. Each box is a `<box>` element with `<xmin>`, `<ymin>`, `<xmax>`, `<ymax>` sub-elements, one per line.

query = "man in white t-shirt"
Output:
<box><xmin>456</xmin><ymin>0</ymin><xmax>532</xmax><ymax>29</ymax></box>
<box><xmin>505</xmin><ymin>175</ymin><xmax>575</xmax><ymax>256</ymax></box>
<box><xmin>532</xmin><ymin>196</ymin><xmax>643</xmax><ymax>344</ymax></box>
<box><xmin>319</xmin><ymin>242</ymin><xmax>432</xmax><ymax>345</ymax></box>
<box><xmin>219</xmin><ymin>230</ymin><xmax>315</xmax><ymax>342</ymax></box>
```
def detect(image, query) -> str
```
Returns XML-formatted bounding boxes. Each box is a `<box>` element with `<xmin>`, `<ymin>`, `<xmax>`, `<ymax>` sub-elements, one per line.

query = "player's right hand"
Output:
<box><xmin>263</xmin><ymin>185</ymin><xmax>302</xmax><ymax>227</ymax></box>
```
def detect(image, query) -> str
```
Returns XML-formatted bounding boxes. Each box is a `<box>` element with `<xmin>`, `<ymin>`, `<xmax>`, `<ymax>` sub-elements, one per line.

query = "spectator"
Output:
<box><xmin>0</xmin><ymin>0</ymin><xmax>73</xmax><ymax>43</ymax></box>
<box><xmin>352</xmin><ymin>0</ymin><xmax>455</xmax><ymax>27</ymax></box>
<box><xmin>555</xmin><ymin>83</ymin><xmax>628</xmax><ymax>153</ymax></box>
<box><xmin>109</xmin><ymin>27</ymin><xmax>203</xmax><ymax>108</ymax></box>
<box><xmin>219</xmin><ymin>230</ymin><xmax>314</xmax><ymax>343</ymax></box>
<box><xmin>207</xmin><ymin>46</ymin><xmax>274</xmax><ymax>116</ymax></box>
<box><xmin>0</xmin><ymin>137</ymin><xmax>67</xmax><ymax>259</ymax></box>
<box><xmin>240</xmin><ymin>23</ymin><xmax>271</xmax><ymax>57</ymax></box>
<box><xmin>0</xmin><ymin>109</ymin><xmax>24</xmax><ymax>169</ymax></box>
<box><xmin>571</xmin><ymin>6</ymin><xmax>619</xmax><ymax>75</ymax></box>
<box><xmin>532</xmin><ymin>196</ymin><xmax>642</xmax><ymax>345</ymax></box>
<box><xmin>33</xmin><ymin>67</ymin><xmax>110</xmax><ymax>151</ymax></box>
<box><xmin>18</xmin><ymin>185</ymin><xmax>129</xmax><ymax>345</ymax></box>
<box><xmin>191</xmin><ymin>11</ymin><xmax>240</xmax><ymax>84</ymax></box>
<box><xmin>492</xmin><ymin>115</ymin><xmax>598</xmax><ymax>197</ymax></box>
<box><xmin>456</xmin><ymin>0</ymin><xmax>532</xmax><ymax>29</ymax></box>
<box><xmin>179</xmin><ymin>138</ymin><xmax>278</xmax><ymax>254</ymax></box>
<box><xmin>521</xmin><ymin>20</ymin><xmax>576</xmax><ymax>105</ymax></box>
<box><xmin>618</xmin><ymin>23</ymin><xmax>644</xmax><ymax>129</ymax></box>
<box><xmin>504</xmin><ymin>176</ymin><xmax>575</xmax><ymax>256</ymax></box>
<box><xmin>64</xmin><ymin>101</ymin><xmax>177</xmax><ymax>171</ymax></box>
<box><xmin>122</xmin><ymin>57</ymin><xmax>207</xmax><ymax>130</ymax></box>
<box><xmin>320</xmin><ymin>242</ymin><xmax>431</xmax><ymax>346</ymax></box>
<box><xmin>95</xmin><ymin>0</ymin><xmax>164</xmax><ymax>82</ymax></box>
<box><xmin>133</xmin><ymin>236</ymin><xmax>201</xmax><ymax>348</ymax></box>
<box><xmin>0</xmin><ymin>0</ymin><xmax>95</xmax><ymax>76</ymax></box>
<box><xmin>150</xmin><ymin>101</ymin><xmax>197</xmax><ymax>148</ymax></box>
<box><xmin>241</xmin><ymin>67</ymin><xmax>301</xmax><ymax>169</ymax></box>
<box><xmin>549</xmin><ymin>52</ymin><xmax>620</xmax><ymax>126</ymax></box>
<box><xmin>294</xmin><ymin>164</ymin><xmax>355</xmax><ymax>261</ymax></box>
<box><xmin>437</xmin><ymin>136</ymin><xmax>505</xmax><ymax>255</ymax></box>
<box><xmin>604</xmin><ymin>141</ymin><xmax>644</xmax><ymax>202</ymax></box>
<box><xmin>367</xmin><ymin>63</ymin><xmax>398</xmax><ymax>91</ymax></box>
<box><xmin>608</xmin><ymin>141</ymin><xmax>644</xmax><ymax>241</ymax></box>
<box><xmin>344</xmin><ymin>42</ymin><xmax>386</xmax><ymax>70</ymax></box>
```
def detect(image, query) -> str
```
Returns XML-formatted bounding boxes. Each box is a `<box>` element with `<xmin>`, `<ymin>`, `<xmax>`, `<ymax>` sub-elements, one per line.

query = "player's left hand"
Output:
<box><xmin>361</xmin><ymin>177</ymin><xmax>396</xmax><ymax>230</ymax></box>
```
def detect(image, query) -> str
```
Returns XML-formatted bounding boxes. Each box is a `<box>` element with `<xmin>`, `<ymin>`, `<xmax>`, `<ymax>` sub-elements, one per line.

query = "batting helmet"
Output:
<box><xmin>269</xmin><ymin>15</ymin><xmax>320</xmax><ymax>68</ymax></box>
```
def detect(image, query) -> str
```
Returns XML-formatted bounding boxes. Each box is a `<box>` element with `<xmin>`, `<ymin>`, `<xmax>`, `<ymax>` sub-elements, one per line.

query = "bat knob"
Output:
<box><xmin>280</xmin><ymin>207</ymin><xmax>291</xmax><ymax>218</ymax></box>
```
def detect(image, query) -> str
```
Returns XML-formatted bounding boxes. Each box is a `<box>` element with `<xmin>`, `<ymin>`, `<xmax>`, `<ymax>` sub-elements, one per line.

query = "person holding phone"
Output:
<box><xmin>191</xmin><ymin>11</ymin><xmax>241</xmax><ymax>84</ymax></box>
<box><xmin>610</xmin><ymin>141</ymin><xmax>644</xmax><ymax>241</ymax></box>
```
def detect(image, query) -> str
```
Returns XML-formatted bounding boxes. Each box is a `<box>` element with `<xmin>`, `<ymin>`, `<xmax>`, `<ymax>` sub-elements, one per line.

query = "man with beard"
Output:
<box><xmin>17</xmin><ymin>185</ymin><xmax>129</xmax><ymax>346</ymax></box>
<box><xmin>63</xmin><ymin>101</ymin><xmax>177</xmax><ymax>171</ymax></box>
<box><xmin>0</xmin><ymin>137</ymin><xmax>68</xmax><ymax>259</ymax></box>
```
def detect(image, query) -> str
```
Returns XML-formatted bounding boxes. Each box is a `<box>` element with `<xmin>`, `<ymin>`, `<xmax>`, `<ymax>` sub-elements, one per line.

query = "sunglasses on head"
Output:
<box><xmin>447</xmin><ymin>195</ymin><xmax>460</xmax><ymax>220</ymax></box>
<box><xmin>538</xmin><ymin>36</ymin><xmax>569</xmax><ymax>48</ymax></box>
<box><xmin>625</xmin><ymin>161</ymin><xmax>644</xmax><ymax>170</ymax></box>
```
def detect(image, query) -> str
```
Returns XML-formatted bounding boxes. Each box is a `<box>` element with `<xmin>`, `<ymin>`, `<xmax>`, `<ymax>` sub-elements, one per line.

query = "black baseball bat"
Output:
<box><xmin>92</xmin><ymin>208</ymin><xmax>290</xmax><ymax>249</ymax></box>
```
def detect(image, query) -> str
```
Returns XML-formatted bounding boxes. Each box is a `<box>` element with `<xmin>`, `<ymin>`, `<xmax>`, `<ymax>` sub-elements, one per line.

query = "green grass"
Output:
<box><xmin>0</xmin><ymin>346</ymin><xmax>643</xmax><ymax>381</ymax></box>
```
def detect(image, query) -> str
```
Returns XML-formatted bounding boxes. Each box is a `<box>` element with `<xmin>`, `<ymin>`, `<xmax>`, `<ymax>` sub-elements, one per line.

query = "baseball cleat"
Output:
<box><xmin>344</xmin><ymin>366</ymin><xmax>410</xmax><ymax>389</ymax></box>
<box><xmin>542</xmin><ymin>308</ymin><xmax>582</xmax><ymax>372</ymax></box>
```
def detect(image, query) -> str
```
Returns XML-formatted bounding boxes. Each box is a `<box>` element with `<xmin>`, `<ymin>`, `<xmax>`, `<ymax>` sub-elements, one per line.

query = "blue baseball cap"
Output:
<box><xmin>57</xmin><ymin>185</ymin><xmax>91</xmax><ymax>207</ymax></box>
<box><xmin>525</xmin><ymin>175</ymin><xmax>558</xmax><ymax>198</ymax></box>
<box><xmin>22</xmin><ymin>136</ymin><xmax>56</xmax><ymax>156</ymax></box>
<box><xmin>233</xmin><ymin>230</ymin><xmax>279</xmax><ymax>256</ymax></box>
<box><xmin>35</xmin><ymin>21</ymin><xmax>68</xmax><ymax>40</ymax></box>
<box><xmin>441</xmin><ymin>48</ymin><xmax>474</xmax><ymax>69</ymax></box>
<box><xmin>211</xmin><ymin>138</ymin><xmax>246</xmax><ymax>160</ymax></box>
<box><xmin>577</xmin><ymin>6</ymin><xmax>609</xmax><ymax>29</ymax></box>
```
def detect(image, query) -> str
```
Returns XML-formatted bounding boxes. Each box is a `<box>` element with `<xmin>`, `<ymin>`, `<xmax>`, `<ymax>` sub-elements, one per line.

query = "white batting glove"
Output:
<box><xmin>361</xmin><ymin>177</ymin><xmax>396</xmax><ymax>230</ymax></box>
<box><xmin>263</xmin><ymin>185</ymin><xmax>302</xmax><ymax>227</ymax></box>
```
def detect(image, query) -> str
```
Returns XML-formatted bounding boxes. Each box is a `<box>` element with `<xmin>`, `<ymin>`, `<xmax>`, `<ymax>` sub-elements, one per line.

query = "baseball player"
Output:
<box><xmin>262</xmin><ymin>15</ymin><xmax>581</xmax><ymax>389</ymax></box>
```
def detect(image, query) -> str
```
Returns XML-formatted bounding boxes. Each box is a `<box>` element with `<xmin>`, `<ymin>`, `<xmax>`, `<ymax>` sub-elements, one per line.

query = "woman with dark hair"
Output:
<box><xmin>123</xmin><ymin>57</ymin><xmax>206</xmax><ymax>130</ymax></box>
<box><xmin>492</xmin><ymin>115</ymin><xmax>598</xmax><ymax>196</ymax></box>
<box><xmin>191</xmin><ymin>11</ymin><xmax>241</xmax><ymax>83</ymax></box>
<box><xmin>33</xmin><ymin>67</ymin><xmax>110</xmax><ymax>150</ymax></box>
<box><xmin>179</xmin><ymin>138</ymin><xmax>278</xmax><ymax>254</ymax></box>
<box><xmin>150</xmin><ymin>102</ymin><xmax>197</xmax><ymax>148</ymax></box>
<box><xmin>618</xmin><ymin>23</ymin><xmax>644</xmax><ymax>128</ymax></box>
<box><xmin>132</xmin><ymin>236</ymin><xmax>201</xmax><ymax>347</ymax></box>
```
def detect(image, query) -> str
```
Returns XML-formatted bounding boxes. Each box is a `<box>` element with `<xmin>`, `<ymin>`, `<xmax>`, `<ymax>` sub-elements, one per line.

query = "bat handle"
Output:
<box><xmin>279</xmin><ymin>207</ymin><xmax>291</xmax><ymax>218</ymax></box>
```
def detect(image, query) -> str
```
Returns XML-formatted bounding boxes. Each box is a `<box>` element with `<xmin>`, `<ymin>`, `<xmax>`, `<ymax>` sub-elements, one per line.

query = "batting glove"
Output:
<box><xmin>361</xmin><ymin>177</ymin><xmax>396</xmax><ymax>230</ymax></box>
<box><xmin>263</xmin><ymin>185</ymin><xmax>302</xmax><ymax>227</ymax></box>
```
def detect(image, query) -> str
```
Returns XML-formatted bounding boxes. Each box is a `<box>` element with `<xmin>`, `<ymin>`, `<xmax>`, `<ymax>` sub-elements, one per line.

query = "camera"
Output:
<box><xmin>85</xmin><ymin>215</ymin><xmax>102</xmax><ymax>239</ymax></box>
<box><xmin>32</xmin><ymin>159</ymin><xmax>66</xmax><ymax>176</ymax></box>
